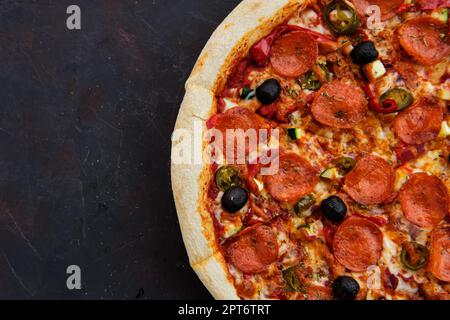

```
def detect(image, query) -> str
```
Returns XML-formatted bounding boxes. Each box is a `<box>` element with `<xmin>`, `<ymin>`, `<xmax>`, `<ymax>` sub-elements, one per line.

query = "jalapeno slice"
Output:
<box><xmin>283</xmin><ymin>267</ymin><xmax>306</xmax><ymax>293</ymax></box>
<box><xmin>324</xmin><ymin>0</ymin><xmax>360</xmax><ymax>35</ymax></box>
<box><xmin>215</xmin><ymin>166</ymin><xmax>242</xmax><ymax>192</ymax></box>
<box><xmin>335</xmin><ymin>156</ymin><xmax>356</xmax><ymax>174</ymax></box>
<box><xmin>379</xmin><ymin>88</ymin><xmax>413</xmax><ymax>113</ymax></box>
<box><xmin>400</xmin><ymin>242</ymin><xmax>429</xmax><ymax>271</ymax></box>
<box><xmin>294</xmin><ymin>194</ymin><xmax>316</xmax><ymax>216</ymax></box>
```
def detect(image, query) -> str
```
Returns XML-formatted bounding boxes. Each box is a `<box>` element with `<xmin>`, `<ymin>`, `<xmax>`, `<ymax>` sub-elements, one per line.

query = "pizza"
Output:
<box><xmin>171</xmin><ymin>0</ymin><xmax>450</xmax><ymax>300</ymax></box>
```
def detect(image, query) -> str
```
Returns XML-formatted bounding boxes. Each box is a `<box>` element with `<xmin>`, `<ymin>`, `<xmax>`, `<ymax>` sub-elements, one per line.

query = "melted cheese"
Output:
<box><xmin>207</xmin><ymin>4</ymin><xmax>450</xmax><ymax>300</ymax></box>
<box><xmin>288</xmin><ymin>8</ymin><xmax>332</xmax><ymax>35</ymax></box>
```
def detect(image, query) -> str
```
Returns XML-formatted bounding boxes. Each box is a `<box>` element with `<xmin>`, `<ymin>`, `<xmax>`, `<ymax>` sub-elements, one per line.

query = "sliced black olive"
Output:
<box><xmin>221</xmin><ymin>186</ymin><xmax>248</xmax><ymax>213</ymax></box>
<box><xmin>321</xmin><ymin>196</ymin><xmax>347</xmax><ymax>222</ymax></box>
<box><xmin>350</xmin><ymin>41</ymin><xmax>379</xmax><ymax>65</ymax></box>
<box><xmin>215</xmin><ymin>166</ymin><xmax>241</xmax><ymax>192</ymax></box>
<box><xmin>333</xmin><ymin>276</ymin><xmax>360</xmax><ymax>300</ymax></box>
<box><xmin>256</xmin><ymin>79</ymin><xmax>281</xmax><ymax>105</ymax></box>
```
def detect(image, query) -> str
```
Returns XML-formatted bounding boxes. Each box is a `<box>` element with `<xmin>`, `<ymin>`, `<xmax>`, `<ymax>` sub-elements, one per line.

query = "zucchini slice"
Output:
<box><xmin>320</xmin><ymin>167</ymin><xmax>341</xmax><ymax>180</ymax></box>
<box><xmin>287</xmin><ymin>128</ymin><xmax>303</xmax><ymax>140</ymax></box>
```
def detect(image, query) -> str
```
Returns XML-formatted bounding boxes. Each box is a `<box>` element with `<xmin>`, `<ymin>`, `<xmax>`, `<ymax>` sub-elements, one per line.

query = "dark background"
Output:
<box><xmin>0</xmin><ymin>0</ymin><xmax>241</xmax><ymax>299</ymax></box>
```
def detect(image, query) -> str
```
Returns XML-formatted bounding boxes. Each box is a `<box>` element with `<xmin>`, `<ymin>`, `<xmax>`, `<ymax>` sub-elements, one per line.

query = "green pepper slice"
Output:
<box><xmin>294</xmin><ymin>194</ymin><xmax>316</xmax><ymax>216</ymax></box>
<box><xmin>400</xmin><ymin>242</ymin><xmax>429</xmax><ymax>271</ymax></box>
<box><xmin>379</xmin><ymin>88</ymin><xmax>413</xmax><ymax>112</ymax></box>
<box><xmin>283</xmin><ymin>267</ymin><xmax>306</xmax><ymax>293</ymax></box>
<box><xmin>215</xmin><ymin>166</ymin><xmax>242</xmax><ymax>192</ymax></box>
<box><xmin>324</xmin><ymin>0</ymin><xmax>360</xmax><ymax>35</ymax></box>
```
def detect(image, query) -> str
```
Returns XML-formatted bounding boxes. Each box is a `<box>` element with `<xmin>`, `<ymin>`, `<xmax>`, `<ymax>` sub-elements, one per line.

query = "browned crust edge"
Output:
<box><xmin>171</xmin><ymin>0</ymin><xmax>311</xmax><ymax>300</ymax></box>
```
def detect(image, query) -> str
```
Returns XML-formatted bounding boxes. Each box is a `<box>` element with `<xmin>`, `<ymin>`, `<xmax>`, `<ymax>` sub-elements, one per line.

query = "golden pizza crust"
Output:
<box><xmin>171</xmin><ymin>0</ymin><xmax>311</xmax><ymax>300</ymax></box>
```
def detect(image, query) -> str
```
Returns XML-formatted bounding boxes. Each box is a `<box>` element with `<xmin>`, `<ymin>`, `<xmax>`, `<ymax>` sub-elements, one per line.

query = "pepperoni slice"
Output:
<box><xmin>399</xmin><ymin>173</ymin><xmax>449</xmax><ymax>228</ymax></box>
<box><xmin>207</xmin><ymin>107</ymin><xmax>272</xmax><ymax>160</ymax></box>
<box><xmin>310</xmin><ymin>80</ymin><xmax>368</xmax><ymax>129</ymax></box>
<box><xmin>207</xmin><ymin>107</ymin><xmax>269</xmax><ymax>132</ymax></box>
<box><xmin>270</xmin><ymin>31</ymin><xmax>318</xmax><ymax>78</ymax></box>
<box><xmin>397</xmin><ymin>17</ymin><xmax>450</xmax><ymax>66</ymax></box>
<box><xmin>416</xmin><ymin>0</ymin><xmax>450</xmax><ymax>11</ymax></box>
<box><xmin>226</xmin><ymin>225</ymin><xmax>278</xmax><ymax>274</ymax></box>
<box><xmin>393</xmin><ymin>99</ymin><xmax>444</xmax><ymax>145</ymax></box>
<box><xmin>333</xmin><ymin>216</ymin><xmax>383</xmax><ymax>272</ymax></box>
<box><xmin>264</xmin><ymin>153</ymin><xmax>319</xmax><ymax>203</ymax></box>
<box><xmin>428</xmin><ymin>225</ymin><xmax>450</xmax><ymax>282</ymax></box>
<box><xmin>343</xmin><ymin>155</ymin><xmax>395</xmax><ymax>205</ymax></box>
<box><xmin>353</xmin><ymin>0</ymin><xmax>405</xmax><ymax>21</ymax></box>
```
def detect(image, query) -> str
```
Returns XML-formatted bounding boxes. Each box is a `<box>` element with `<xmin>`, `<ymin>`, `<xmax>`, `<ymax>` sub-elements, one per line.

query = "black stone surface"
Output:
<box><xmin>0</xmin><ymin>0</ymin><xmax>241</xmax><ymax>299</ymax></box>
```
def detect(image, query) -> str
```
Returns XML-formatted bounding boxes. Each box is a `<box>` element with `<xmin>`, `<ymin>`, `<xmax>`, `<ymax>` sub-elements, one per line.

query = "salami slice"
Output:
<box><xmin>399</xmin><ymin>173</ymin><xmax>449</xmax><ymax>228</ymax></box>
<box><xmin>343</xmin><ymin>155</ymin><xmax>395</xmax><ymax>205</ymax></box>
<box><xmin>310</xmin><ymin>80</ymin><xmax>368</xmax><ymax>129</ymax></box>
<box><xmin>270</xmin><ymin>31</ymin><xmax>319</xmax><ymax>78</ymax></box>
<box><xmin>397</xmin><ymin>17</ymin><xmax>450</xmax><ymax>66</ymax></box>
<box><xmin>428</xmin><ymin>225</ymin><xmax>450</xmax><ymax>282</ymax></box>
<box><xmin>353</xmin><ymin>0</ymin><xmax>406</xmax><ymax>21</ymax></box>
<box><xmin>226</xmin><ymin>225</ymin><xmax>279</xmax><ymax>274</ymax></box>
<box><xmin>264</xmin><ymin>153</ymin><xmax>319</xmax><ymax>203</ymax></box>
<box><xmin>393</xmin><ymin>99</ymin><xmax>444</xmax><ymax>145</ymax></box>
<box><xmin>333</xmin><ymin>216</ymin><xmax>383</xmax><ymax>272</ymax></box>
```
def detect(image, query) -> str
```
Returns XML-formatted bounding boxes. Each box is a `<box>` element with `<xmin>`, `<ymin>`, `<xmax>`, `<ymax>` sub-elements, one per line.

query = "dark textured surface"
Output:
<box><xmin>0</xmin><ymin>0</ymin><xmax>241</xmax><ymax>299</ymax></box>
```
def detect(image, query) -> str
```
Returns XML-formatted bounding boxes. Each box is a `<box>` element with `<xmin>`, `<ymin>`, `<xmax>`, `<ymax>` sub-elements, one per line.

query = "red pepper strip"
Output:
<box><xmin>246</xmin><ymin>163</ymin><xmax>261</xmax><ymax>194</ymax></box>
<box><xmin>250</xmin><ymin>25</ymin><xmax>334</xmax><ymax>67</ymax></box>
<box><xmin>362</xmin><ymin>85</ymin><xmax>400</xmax><ymax>114</ymax></box>
<box><xmin>250</xmin><ymin>25</ymin><xmax>290</xmax><ymax>67</ymax></box>
<box><xmin>396</xmin><ymin>3</ymin><xmax>414</xmax><ymax>14</ymax></box>
<box><xmin>322</xmin><ymin>223</ymin><xmax>337</xmax><ymax>249</ymax></box>
<box><xmin>362</xmin><ymin>84</ymin><xmax>382</xmax><ymax>111</ymax></box>
<box><xmin>379</xmin><ymin>99</ymin><xmax>400</xmax><ymax>113</ymax></box>
<box><xmin>227</xmin><ymin>59</ymin><xmax>264</xmax><ymax>91</ymax></box>
<box><xmin>398</xmin><ymin>273</ymin><xmax>414</xmax><ymax>283</ymax></box>
<box><xmin>384</xmin><ymin>268</ymin><xmax>399</xmax><ymax>290</ymax></box>
<box><xmin>353</xmin><ymin>213</ymin><xmax>388</xmax><ymax>227</ymax></box>
<box><xmin>256</xmin><ymin>103</ymin><xmax>277</xmax><ymax>119</ymax></box>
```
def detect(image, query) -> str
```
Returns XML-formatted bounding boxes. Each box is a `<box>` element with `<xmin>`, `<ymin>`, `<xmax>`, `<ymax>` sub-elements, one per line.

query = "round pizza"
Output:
<box><xmin>171</xmin><ymin>0</ymin><xmax>450</xmax><ymax>300</ymax></box>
